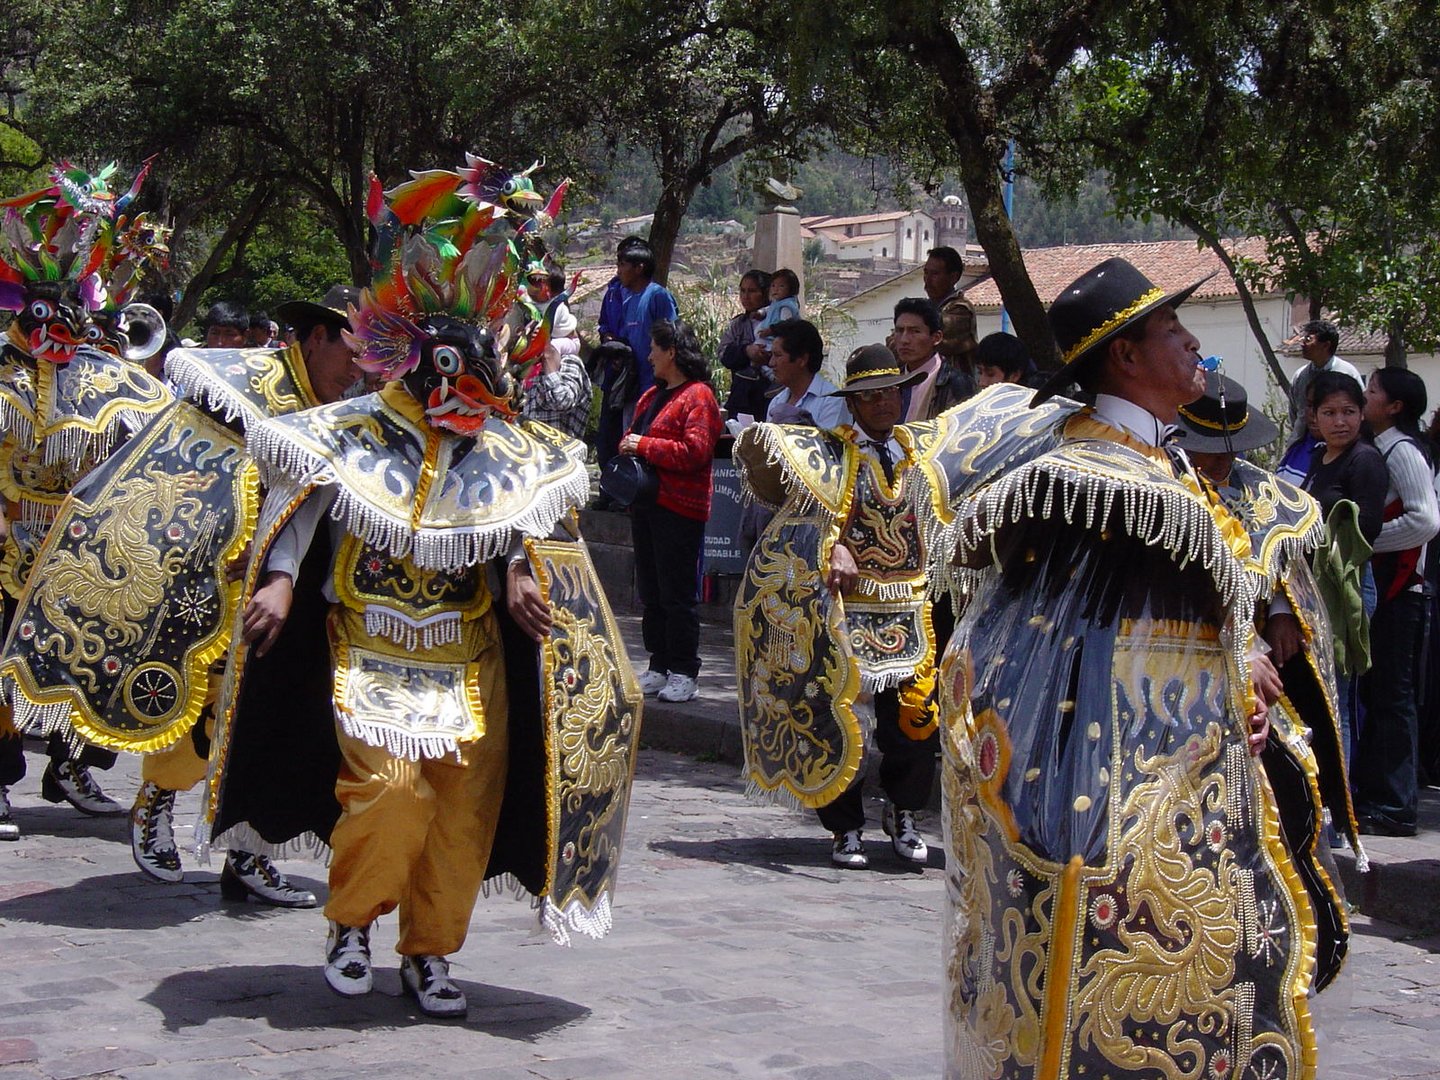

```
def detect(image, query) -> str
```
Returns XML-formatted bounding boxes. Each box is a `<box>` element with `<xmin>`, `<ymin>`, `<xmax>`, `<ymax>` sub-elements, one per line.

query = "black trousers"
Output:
<box><xmin>0</xmin><ymin>732</ymin><xmax>116</xmax><ymax>787</ymax></box>
<box><xmin>1355</xmin><ymin>590</ymin><xmax>1425</xmax><ymax>828</ymax></box>
<box><xmin>816</xmin><ymin>684</ymin><xmax>938</xmax><ymax>834</ymax></box>
<box><xmin>632</xmin><ymin>502</ymin><xmax>705</xmax><ymax>678</ymax></box>
<box><xmin>0</xmin><ymin>587</ymin><xmax>117</xmax><ymax>787</ymax></box>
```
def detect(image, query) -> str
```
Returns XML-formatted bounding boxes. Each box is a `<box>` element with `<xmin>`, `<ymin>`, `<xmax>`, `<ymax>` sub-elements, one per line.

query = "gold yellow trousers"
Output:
<box><xmin>141</xmin><ymin>670</ymin><xmax>221</xmax><ymax>792</ymax></box>
<box><xmin>323</xmin><ymin>636</ymin><xmax>509</xmax><ymax>957</ymax></box>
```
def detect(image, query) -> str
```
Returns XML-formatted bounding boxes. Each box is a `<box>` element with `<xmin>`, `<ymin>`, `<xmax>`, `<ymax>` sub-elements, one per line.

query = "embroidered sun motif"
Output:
<box><xmin>1089</xmin><ymin>892</ymin><xmax>1119</xmax><ymax>930</ymax></box>
<box><xmin>174</xmin><ymin>585</ymin><xmax>215</xmax><ymax>628</ymax></box>
<box><xmin>1208</xmin><ymin>1049</ymin><xmax>1232</xmax><ymax>1078</ymax></box>
<box><xmin>1253</xmin><ymin>897</ymin><xmax>1286</xmax><ymax>965</ymax></box>
<box><xmin>1206</xmin><ymin>818</ymin><xmax>1226</xmax><ymax>852</ymax></box>
<box><xmin>1005</xmin><ymin>868</ymin><xmax>1025</xmax><ymax>897</ymax></box>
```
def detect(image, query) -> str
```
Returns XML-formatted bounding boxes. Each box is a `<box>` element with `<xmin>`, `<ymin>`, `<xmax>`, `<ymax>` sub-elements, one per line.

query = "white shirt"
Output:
<box><xmin>767</xmin><ymin>373</ymin><xmax>848</xmax><ymax>430</ymax></box>
<box><xmin>1373</xmin><ymin>427</ymin><xmax>1440</xmax><ymax>556</ymax></box>
<box><xmin>1091</xmin><ymin>394</ymin><xmax>1176</xmax><ymax>448</ymax></box>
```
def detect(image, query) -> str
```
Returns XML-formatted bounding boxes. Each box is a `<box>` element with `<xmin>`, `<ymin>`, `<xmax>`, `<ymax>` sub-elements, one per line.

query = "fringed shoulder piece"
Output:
<box><xmin>1226</xmin><ymin>458</ymin><xmax>1326</xmax><ymax>603</ymax></box>
<box><xmin>246</xmin><ymin>387</ymin><xmax>589</xmax><ymax>573</ymax></box>
<box><xmin>733</xmin><ymin>422</ymin><xmax>852</xmax><ymax>513</ymax></box>
<box><xmin>166</xmin><ymin>344</ymin><xmax>319</xmax><ymax>429</ymax></box>
<box><xmin>0</xmin><ymin>347</ymin><xmax>171</xmax><ymax>466</ymax></box>
<box><xmin>953</xmin><ymin>438</ymin><xmax>1252</xmax><ymax>610</ymax></box>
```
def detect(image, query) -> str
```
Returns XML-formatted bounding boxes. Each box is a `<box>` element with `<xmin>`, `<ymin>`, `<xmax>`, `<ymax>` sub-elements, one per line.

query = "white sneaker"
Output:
<box><xmin>130</xmin><ymin>781</ymin><xmax>183</xmax><ymax>882</ymax></box>
<box><xmin>831</xmin><ymin>829</ymin><xmax>868</xmax><ymax>869</ymax></box>
<box><xmin>637</xmin><ymin>669</ymin><xmax>668</xmax><ymax>696</ymax></box>
<box><xmin>657</xmin><ymin>672</ymin><xmax>698</xmax><ymax>703</ymax></box>
<box><xmin>324</xmin><ymin>921</ymin><xmax>373</xmax><ymax>996</ymax></box>
<box><xmin>883</xmin><ymin>804</ymin><xmax>929</xmax><ymax>865</ymax></box>
<box><xmin>401</xmin><ymin>954</ymin><xmax>468</xmax><ymax>1018</ymax></box>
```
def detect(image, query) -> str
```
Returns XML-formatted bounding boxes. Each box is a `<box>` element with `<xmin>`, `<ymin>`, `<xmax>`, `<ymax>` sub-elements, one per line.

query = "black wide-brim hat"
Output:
<box><xmin>275</xmin><ymin>284</ymin><xmax>362</xmax><ymax>331</ymax></box>
<box><xmin>1031</xmin><ymin>257</ymin><xmax>1215</xmax><ymax>406</ymax></box>
<box><xmin>1174</xmin><ymin>371</ymin><xmax>1280</xmax><ymax>454</ymax></box>
<box><xmin>828</xmin><ymin>344</ymin><xmax>926</xmax><ymax>396</ymax></box>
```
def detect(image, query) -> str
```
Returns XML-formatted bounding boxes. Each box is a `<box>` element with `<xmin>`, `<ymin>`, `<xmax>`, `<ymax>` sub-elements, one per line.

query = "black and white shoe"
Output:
<box><xmin>401</xmin><ymin>954</ymin><xmax>468</xmax><ymax>1018</ymax></box>
<box><xmin>220</xmin><ymin>850</ymin><xmax>317</xmax><ymax>908</ymax></box>
<box><xmin>831</xmin><ymin>829</ymin><xmax>868</xmax><ymax>869</ymax></box>
<box><xmin>882</xmin><ymin>804</ymin><xmax>928</xmax><ymax>865</ymax></box>
<box><xmin>130</xmin><ymin>781</ymin><xmax>183</xmax><ymax>882</ymax></box>
<box><xmin>41</xmin><ymin>759</ymin><xmax>124</xmax><ymax>816</ymax></box>
<box><xmin>0</xmin><ymin>786</ymin><xmax>17</xmax><ymax>841</ymax></box>
<box><xmin>324</xmin><ymin>921</ymin><xmax>373</xmax><ymax>996</ymax></box>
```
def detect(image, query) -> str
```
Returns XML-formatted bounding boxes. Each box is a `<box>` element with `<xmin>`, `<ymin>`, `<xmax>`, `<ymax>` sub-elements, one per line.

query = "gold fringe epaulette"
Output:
<box><xmin>165</xmin><ymin>344</ymin><xmax>318</xmax><ymax>429</ymax></box>
<box><xmin>246</xmin><ymin>387</ymin><xmax>590</xmax><ymax>574</ymax></box>
<box><xmin>953</xmin><ymin>438</ymin><xmax>1253</xmax><ymax>611</ymax></box>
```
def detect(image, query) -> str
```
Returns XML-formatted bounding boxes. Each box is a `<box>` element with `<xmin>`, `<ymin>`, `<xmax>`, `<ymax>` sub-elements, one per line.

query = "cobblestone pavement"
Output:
<box><xmin>0</xmin><ymin>744</ymin><xmax>1436</xmax><ymax>1079</ymax></box>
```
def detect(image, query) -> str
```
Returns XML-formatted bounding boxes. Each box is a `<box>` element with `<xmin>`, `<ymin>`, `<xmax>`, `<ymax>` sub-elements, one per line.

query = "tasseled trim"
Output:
<box><xmin>735</xmin><ymin>428</ymin><xmax>827</xmax><ymax>514</ymax></box>
<box><xmin>362</xmin><ymin>605</ymin><xmax>462</xmax><ymax>650</ymax></box>
<box><xmin>1246</xmin><ymin>526</ymin><xmax>1326</xmax><ymax>604</ymax></box>
<box><xmin>166</xmin><ymin>352</ymin><xmax>259</xmax><ymax>429</ymax></box>
<box><xmin>1</xmin><ymin>684</ymin><xmax>77</xmax><ymax>747</ymax></box>
<box><xmin>18</xmin><ymin>500</ymin><xmax>57</xmax><ymax>532</ymax></box>
<box><xmin>952</xmin><ymin>458</ymin><xmax>1250</xmax><ymax>611</ymax></box>
<box><xmin>0</xmin><ymin>395</ymin><xmax>33</xmax><ymax>446</ymax></box>
<box><xmin>1353</xmin><ymin>838</ymin><xmax>1370</xmax><ymax>873</ymax></box>
<box><xmin>743</xmin><ymin>776</ymin><xmax>811</xmax><ymax>812</ymax></box>
<box><xmin>38</xmin><ymin>419</ymin><xmax>117</xmax><ymax>467</ymax></box>
<box><xmin>248</xmin><ymin>422</ymin><xmax>591</xmax><ymax>574</ymax></box>
<box><xmin>859</xmin><ymin>667</ymin><xmax>914</xmax><ymax>693</ymax></box>
<box><xmin>196</xmin><ymin>822</ymin><xmax>331</xmax><ymax>866</ymax></box>
<box><xmin>539</xmin><ymin>892</ymin><xmax>613</xmax><ymax>946</ymax></box>
<box><xmin>853</xmin><ymin>577</ymin><xmax>919</xmax><ymax>602</ymax></box>
<box><xmin>336</xmin><ymin>713</ymin><xmax>467</xmax><ymax>764</ymax></box>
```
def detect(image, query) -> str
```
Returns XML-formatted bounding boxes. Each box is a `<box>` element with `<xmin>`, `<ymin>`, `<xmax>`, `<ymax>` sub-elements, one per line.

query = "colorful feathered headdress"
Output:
<box><xmin>0</xmin><ymin>157</ymin><xmax>165</xmax><ymax>315</ymax></box>
<box><xmin>344</xmin><ymin>153</ymin><xmax>570</xmax><ymax>386</ymax></box>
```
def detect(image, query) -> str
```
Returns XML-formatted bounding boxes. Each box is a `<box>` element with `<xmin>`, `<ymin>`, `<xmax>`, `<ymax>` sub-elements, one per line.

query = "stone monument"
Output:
<box><xmin>753</xmin><ymin>177</ymin><xmax>805</xmax><ymax>304</ymax></box>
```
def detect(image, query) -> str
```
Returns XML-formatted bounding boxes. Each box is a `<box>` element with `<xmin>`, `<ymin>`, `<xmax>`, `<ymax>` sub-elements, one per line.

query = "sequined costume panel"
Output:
<box><xmin>526</xmin><ymin>536</ymin><xmax>644</xmax><ymax>943</ymax></box>
<box><xmin>937</xmin><ymin>444</ymin><xmax>1321</xmax><ymax>1080</ymax></box>
<box><xmin>0</xmin><ymin>401</ymin><xmax>255</xmax><ymax>752</ymax></box>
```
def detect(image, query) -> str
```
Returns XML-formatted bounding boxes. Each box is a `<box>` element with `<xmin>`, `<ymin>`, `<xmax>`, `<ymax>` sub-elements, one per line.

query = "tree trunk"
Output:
<box><xmin>1385</xmin><ymin>318</ymin><xmax>1407</xmax><ymax>368</ymax></box>
<box><xmin>1186</xmin><ymin>220</ymin><xmax>1292</xmax><ymax>392</ymax></box>
<box><xmin>174</xmin><ymin>184</ymin><xmax>272</xmax><ymax>329</ymax></box>
<box><xmin>648</xmin><ymin>183</ymin><xmax>691</xmax><ymax>286</ymax></box>
<box><xmin>963</xmin><ymin>161</ymin><xmax>1056</xmax><ymax>368</ymax></box>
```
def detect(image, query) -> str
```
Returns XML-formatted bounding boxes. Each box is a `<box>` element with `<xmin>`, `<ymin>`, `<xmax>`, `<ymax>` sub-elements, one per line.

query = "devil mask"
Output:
<box><xmin>402</xmin><ymin>316</ymin><xmax>515</xmax><ymax>436</ymax></box>
<box><xmin>14</xmin><ymin>281</ymin><xmax>103</xmax><ymax>364</ymax></box>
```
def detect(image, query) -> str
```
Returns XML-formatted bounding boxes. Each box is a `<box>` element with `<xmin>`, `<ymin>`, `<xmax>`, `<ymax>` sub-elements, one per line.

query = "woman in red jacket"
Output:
<box><xmin>618</xmin><ymin>319</ymin><xmax>723</xmax><ymax>703</ymax></box>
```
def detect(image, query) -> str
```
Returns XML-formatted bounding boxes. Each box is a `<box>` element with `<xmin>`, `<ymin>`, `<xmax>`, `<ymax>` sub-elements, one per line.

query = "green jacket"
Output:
<box><xmin>1314</xmin><ymin>499</ymin><xmax>1372</xmax><ymax>675</ymax></box>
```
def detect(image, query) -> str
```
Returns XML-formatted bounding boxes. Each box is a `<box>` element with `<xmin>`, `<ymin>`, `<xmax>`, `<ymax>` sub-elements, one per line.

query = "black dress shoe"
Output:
<box><xmin>1355</xmin><ymin>813</ymin><xmax>1418</xmax><ymax>837</ymax></box>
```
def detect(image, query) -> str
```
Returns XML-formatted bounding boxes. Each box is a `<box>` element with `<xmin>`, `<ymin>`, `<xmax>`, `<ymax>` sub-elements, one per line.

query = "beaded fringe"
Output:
<box><xmin>363</xmin><ymin>607</ymin><xmax>463</xmax><ymax>650</ymax></box>
<box><xmin>950</xmin><ymin>459</ymin><xmax>1248</xmax><ymax>611</ymax></box>
<box><xmin>167</xmin><ymin>353</ymin><xmax>258</xmax><ymax>428</ymax></box>
<box><xmin>337</xmin><ymin>714</ymin><xmax>465</xmax><ymax>764</ymax></box>
<box><xmin>248</xmin><ymin>422</ymin><xmax>590</xmax><ymax>574</ymax></box>
<box><xmin>196</xmin><ymin>822</ymin><xmax>332</xmax><ymax>867</ymax></box>
<box><xmin>0</xmin><ymin>397</ymin><xmax>32</xmax><ymax>447</ymax></box>
<box><xmin>1</xmin><ymin>685</ymin><xmax>77</xmax><ymax>749</ymax></box>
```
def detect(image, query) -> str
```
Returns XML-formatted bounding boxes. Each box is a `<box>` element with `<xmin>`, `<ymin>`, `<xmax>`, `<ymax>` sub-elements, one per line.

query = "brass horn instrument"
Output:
<box><xmin>116</xmin><ymin>302</ymin><xmax>167</xmax><ymax>363</ymax></box>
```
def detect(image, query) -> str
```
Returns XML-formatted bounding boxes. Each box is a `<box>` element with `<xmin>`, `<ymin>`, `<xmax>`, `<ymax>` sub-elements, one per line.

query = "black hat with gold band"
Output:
<box><xmin>1031</xmin><ymin>257</ymin><xmax>1214</xmax><ymax>406</ymax></box>
<box><xmin>274</xmin><ymin>284</ymin><xmax>362</xmax><ymax>332</ymax></box>
<box><xmin>828</xmin><ymin>344</ymin><xmax>926</xmax><ymax>396</ymax></box>
<box><xmin>1174</xmin><ymin>371</ymin><xmax>1279</xmax><ymax>454</ymax></box>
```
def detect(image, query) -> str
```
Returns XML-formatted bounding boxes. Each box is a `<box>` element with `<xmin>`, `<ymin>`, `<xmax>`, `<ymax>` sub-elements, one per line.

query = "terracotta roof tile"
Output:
<box><xmin>964</xmin><ymin>238</ymin><xmax>1267</xmax><ymax>310</ymax></box>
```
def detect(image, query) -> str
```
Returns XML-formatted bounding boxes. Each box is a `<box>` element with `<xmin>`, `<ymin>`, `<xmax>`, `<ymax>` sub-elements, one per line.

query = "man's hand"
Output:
<box><xmin>1250</xmin><ymin>651</ymin><xmax>1283</xmax><ymax>706</ymax></box>
<box><xmin>507</xmin><ymin>559</ymin><xmax>551</xmax><ymax>642</ymax></box>
<box><xmin>541</xmin><ymin>343</ymin><xmax>562</xmax><ymax>376</ymax></box>
<box><xmin>225</xmin><ymin>542</ymin><xmax>253</xmax><ymax>583</ymax></box>
<box><xmin>1247</xmin><ymin>652</ymin><xmax>1284</xmax><ymax>757</ymax></box>
<box><xmin>1263</xmin><ymin>612</ymin><xmax>1305</xmax><ymax>667</ymax></box>
<box><xmin>242</xmin><ymin>571</ymin><xmax>293</xmax><ymax>657</ymax></box>
<box><xmin>826</xmin><ymin>543</ymin><xmax>858</xmax><ymax>595</ymax></box>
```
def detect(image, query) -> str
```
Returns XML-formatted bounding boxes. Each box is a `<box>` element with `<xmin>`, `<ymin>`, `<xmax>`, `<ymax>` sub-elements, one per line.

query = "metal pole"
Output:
<box><xmin>1000</xmin><ymin>139</ymin><xmax>1016</xmax><ymax>335</ymax></box>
